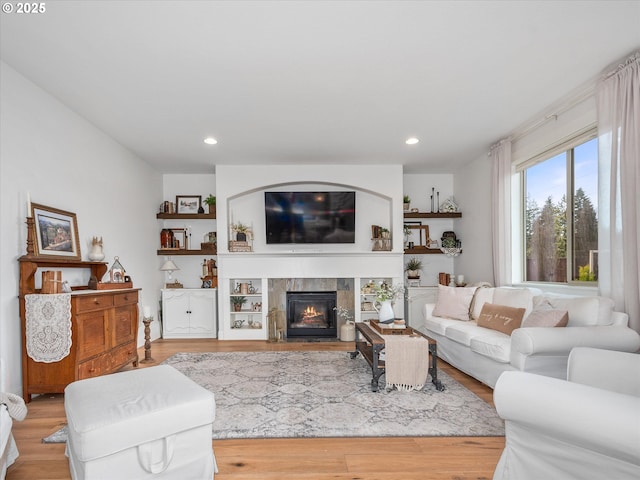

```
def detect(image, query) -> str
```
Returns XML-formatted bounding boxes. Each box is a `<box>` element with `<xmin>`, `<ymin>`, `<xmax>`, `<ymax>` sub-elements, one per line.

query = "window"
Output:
<box><xmin>523</xmin><ymin>136</ymin><xmax>598</xmax><ymax>283</ymax></box>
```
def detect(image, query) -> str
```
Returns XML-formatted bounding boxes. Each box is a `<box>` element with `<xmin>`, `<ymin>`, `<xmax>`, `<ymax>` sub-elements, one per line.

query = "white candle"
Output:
<box><xmin>457</xmin><ymin>275</ymin><xmax>464</xmax><ymax>284</ymax></box>
<box><xmin>27</xmin><ymin>192</ymin><xmax>31</xmax><ymax>215</ymax></box>
<box><xmin>143</xmin><ymin>306</ymin><xmax>152</xmax><ymax>318</ymax></box>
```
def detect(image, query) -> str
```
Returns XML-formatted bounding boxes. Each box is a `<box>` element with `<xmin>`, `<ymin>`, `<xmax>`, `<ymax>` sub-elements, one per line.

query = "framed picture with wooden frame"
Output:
<box><xmin>175</xmin><ymin>195</ymin><xmax>201</xmax><ymax>214</ymax></box>
<box><xmin>170</xmin><ymin>228</ymin><xmax>188</xmax><ymax>250</ymax></box>
<box><xmin>405</xmin><ymin>223</ymin><xmax>430</xmax><ymax>248</ymax></box>
<box><xmin>31</xmin><ymin>203</ymin><xmax>81</xmax><ymax>260</ymax></box>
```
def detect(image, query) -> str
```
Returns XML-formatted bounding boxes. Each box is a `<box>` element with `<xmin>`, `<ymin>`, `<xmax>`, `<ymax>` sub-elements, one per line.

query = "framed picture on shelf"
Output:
<box><xmin>175</xmin><ymin>195</ymin><xmax>201</xmax><ymax>214</ymax></box>
<box><xmin>404</xmin><ymin>221</ymin><xmax>422</xmax><ymax>245</ymax></box>
<box><xmin>31</xmin><ymin>203</ymin><xmax>81</xmax><ymax>260</ymax></box>
<box><xmin>170</xmin><ymin>228</ymin><xmax>188</xmax><ymax>250</ymax></box>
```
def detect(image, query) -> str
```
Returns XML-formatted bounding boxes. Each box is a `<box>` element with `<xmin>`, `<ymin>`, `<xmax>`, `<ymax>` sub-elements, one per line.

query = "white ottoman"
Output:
<box><xmin>64</xmin><ymin>365</ymin><xmax>217</xmax><ymax>480</ymax></box>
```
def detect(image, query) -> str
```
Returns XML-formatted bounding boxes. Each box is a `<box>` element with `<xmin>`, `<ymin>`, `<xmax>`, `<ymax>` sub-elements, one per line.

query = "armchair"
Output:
<box><xmin>493</xmin><ymin>347</ymin><xmax>640</xmax><ymax>480</ymax></box>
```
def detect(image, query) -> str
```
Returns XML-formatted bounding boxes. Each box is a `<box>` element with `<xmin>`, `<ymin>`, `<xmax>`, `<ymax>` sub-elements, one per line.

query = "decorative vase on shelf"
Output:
<box><xmin>374</xmin><ymin>300</ymin><xmax>394</xmax><ymax>322</ymax></box>
<box><xmin>88</xmin><ymin>237</ymin><xmax>105</xmax><ymax>261</ymax></box>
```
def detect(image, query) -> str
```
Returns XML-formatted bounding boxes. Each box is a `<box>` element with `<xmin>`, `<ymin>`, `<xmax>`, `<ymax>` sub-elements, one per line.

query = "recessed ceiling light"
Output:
<box><xmin>204</xmin><ymin>137</ymin><xmax>218</xmax><ymax>145</ymax></box>
<box><xmin>406</xmin><ymin>137</ymin><xmax>419</xmax><ymax>145</ymax></box>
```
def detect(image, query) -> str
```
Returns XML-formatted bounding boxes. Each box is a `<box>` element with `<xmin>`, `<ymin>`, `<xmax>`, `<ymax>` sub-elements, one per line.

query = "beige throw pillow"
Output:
<box><xmin>432</xmin><ymin>285</ymin><xmax>478</xmax><ymax>321</ymax></box>
<box><xmin>477</xmin><ymin>303</ymin><xmax>526</xmax><ymax>335</ymax></box>
<box><xmin>522</xmin><ymin>309</ymin><xmax>569</xmax><ymax>328</ymax></box>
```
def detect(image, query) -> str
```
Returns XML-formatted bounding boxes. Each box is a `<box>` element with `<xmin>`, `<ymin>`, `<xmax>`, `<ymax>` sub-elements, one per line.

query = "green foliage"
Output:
<box><xmin>230</xmin><ymin>296</ymin><xmax>247</xmax><ymax>305</ymax></box>
<box><xmin>403</xmin><ymin>195</ymin><xmax>410</xmax><ymax>203</ymax></box>
<box><xmin>578</xmin><ymin>265</ymin><xmax>596</xmax><ymax>281</ymax></box>
<box><xmin>405</xmin><ymin>257</ymin><xmax>422</xmax><ymax>271</ymax></box>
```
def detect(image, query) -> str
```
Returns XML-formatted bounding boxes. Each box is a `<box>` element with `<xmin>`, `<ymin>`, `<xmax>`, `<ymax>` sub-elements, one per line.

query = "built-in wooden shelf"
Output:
<box><xmin>156</xmin><ymin>212</ymin><xmax>216</xmax><ymax>219</ymax></box>
<box><xmin>403</xmin><ymin>212</ymin><xmax>461</xmax><ymax>219</ymax></box>
<box><xmin>157</xmin><ymin>249</ymin><xmax>217</xmax><ymax>256</ymax></box>
<box><xmin>404</xmin><ymin>247</ymin><xmax>447</xmax><ymax>255</ymax></box>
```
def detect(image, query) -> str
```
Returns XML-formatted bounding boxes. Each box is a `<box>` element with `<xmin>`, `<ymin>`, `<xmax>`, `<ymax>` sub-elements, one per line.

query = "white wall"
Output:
<box><xmin>453</xmin><ymin>154</ymin><xmax>494</xmax><ymax>284</ymax></box>
<box><xmin>0</xmin><ymin>61</ymin><xmax>163</xmax><ymax>395</ymax></box>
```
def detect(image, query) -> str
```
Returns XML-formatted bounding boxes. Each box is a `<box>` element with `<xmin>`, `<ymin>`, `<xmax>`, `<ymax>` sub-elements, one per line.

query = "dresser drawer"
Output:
<box><xmin>75</xmin><ymin>294</ymin><xmax>114</xmax><ymax>313</ymax></box>
<box><xmin>114</xmin><ymin>291</ymin><xmax>138</xmax><ymax>307</ymax></box>
<box><xmin>109</xmin><ymin>342</ymin><xmax>138</xmax><ymax>370</ymax></box>
<box><xmin>78</xmin><ymin>355</ymin><xmax>108</xmax><ymax>380</ymax></box>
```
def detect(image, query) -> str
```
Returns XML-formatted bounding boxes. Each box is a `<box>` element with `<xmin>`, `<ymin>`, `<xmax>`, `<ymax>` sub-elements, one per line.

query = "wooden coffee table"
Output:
<box><xmin>350</xmin><ymin>320</ymin><xmax>445</xmax><ymax>392</ymax></box>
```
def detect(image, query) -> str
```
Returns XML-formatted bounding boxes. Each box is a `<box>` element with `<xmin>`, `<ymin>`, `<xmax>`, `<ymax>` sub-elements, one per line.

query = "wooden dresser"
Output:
<box><xmin>19</xmin><ymin>256</ymin><xmax>140</xmax><ymax>402</ymax></box>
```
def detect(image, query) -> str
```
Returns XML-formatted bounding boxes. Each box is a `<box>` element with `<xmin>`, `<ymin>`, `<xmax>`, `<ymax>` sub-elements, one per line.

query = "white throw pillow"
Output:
<box><xmin>493</xmin><ymin>288</ymin><xmax>536</xmax><ymax>317</ymax></box>
<box><xmin>534</xmin><ymin>295</ymin><xmax>600</xmax><ymax>327</ymax></box>
<box><xmin>432</xmin><ymin>285</ymin><xmax>478</xmax><ymax>321</ymax></box>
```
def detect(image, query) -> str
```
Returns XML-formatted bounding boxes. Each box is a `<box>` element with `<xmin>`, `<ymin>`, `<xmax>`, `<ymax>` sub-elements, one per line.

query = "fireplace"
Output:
<box><xmin>286</xmin><ymin>291</ymin><xmax>337</xmax><ymax>338</ymax></box>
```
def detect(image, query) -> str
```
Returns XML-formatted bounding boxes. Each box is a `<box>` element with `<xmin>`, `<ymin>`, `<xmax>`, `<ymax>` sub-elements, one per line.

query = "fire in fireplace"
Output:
<box><xmin>286</xmin><ymin>291</ymin><xmax>337</xmax><ymax>338</ymax></box>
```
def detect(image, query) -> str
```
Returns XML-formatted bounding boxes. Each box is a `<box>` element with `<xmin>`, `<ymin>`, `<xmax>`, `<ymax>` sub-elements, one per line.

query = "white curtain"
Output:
<box><xmin>490</xmin><ymin>138</ymin><xmax>512</xmax><ymax>287</ymax></box>
<box><xmin>596</xmin><ymin>51</ymin><xmax>640</xmax><ymax>333</ymax></box>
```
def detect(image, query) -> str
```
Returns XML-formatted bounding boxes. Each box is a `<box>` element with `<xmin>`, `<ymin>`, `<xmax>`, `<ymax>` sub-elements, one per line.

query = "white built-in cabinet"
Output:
<box><xmin>404</xmin><ymin>286</ymin><xmax>438</xmax><ymax>328</ymax></box>
<box><xmin>162</xmin><ymin>288</ymin><xmax>217</xmax><ymax>338</ymax></box>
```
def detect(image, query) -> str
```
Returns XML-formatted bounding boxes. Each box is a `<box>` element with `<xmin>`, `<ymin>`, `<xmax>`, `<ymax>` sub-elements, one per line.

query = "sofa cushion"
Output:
<box><xmin>522</xmin><ymin>299</ymin><xmax>569</xmax><ymax>327</ymax></box>
<box><xmin>470</xmin><ymin>287</ymin><xmax>495</xmax><ymax>320</ymax></box>
<box><xmin>477</xmin><ymin>303</ymin><xmax>525</xmax><ymax>335</ymax></box>
<box><xmin>493</xmin><ymin>288</ymin><xmax>536</xmax><ymax>317</ymax></box>
<box><xmin>445</xmin><ymin>321</ymin><xmax>486</xmax><ymax>346</ymax></box>
<box><xmin>424</xmin><ymin>316</ymin><xmax>462</xmax><ymax>336</ymax></box>
<box><xmin>470</xmin><ymin>333</ymin><xmax>512</xmax><ymax>363</ymax></box>
<box><xmin>534</xmin><ymin>295</ymin><xmax>601</xmax><ymax>327</ymax></box>
<box><xmin>432</xmin><ymin>285</ymin><xmax>478</xmax><ymax>321</ymax></box>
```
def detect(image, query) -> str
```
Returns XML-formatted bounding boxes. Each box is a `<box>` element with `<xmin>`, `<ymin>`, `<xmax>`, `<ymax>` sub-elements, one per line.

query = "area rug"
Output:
<box><xmin>43</xmin><ymin>351</ymin><xmax>503</xmax><ymax>442</ymax></box>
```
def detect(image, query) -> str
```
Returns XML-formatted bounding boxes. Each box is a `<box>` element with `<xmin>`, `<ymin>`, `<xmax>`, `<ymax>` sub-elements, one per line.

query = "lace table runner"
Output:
<box><xmin>25</xmin><ymin>293</ymin><xmax>72</xmax><ymax>363</ymax></box>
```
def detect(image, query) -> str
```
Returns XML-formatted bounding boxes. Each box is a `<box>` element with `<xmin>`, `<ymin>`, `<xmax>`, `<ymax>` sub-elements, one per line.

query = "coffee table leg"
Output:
<box><xmin>428</xmin><ymin>343</ymin><xmax>445</xmax><ymax>391</ymax></box>
<box><xmin>371</xmin><ymin>344</ymin><xmax>385</xmax><ymax>392</ymax></box>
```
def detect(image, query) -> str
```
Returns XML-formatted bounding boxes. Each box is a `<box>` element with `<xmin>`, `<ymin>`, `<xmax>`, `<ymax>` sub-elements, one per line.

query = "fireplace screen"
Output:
<box><xmin>286</xmin><ymin>291</ymin><xmax>337</xmax><ymax>338</ymax></box>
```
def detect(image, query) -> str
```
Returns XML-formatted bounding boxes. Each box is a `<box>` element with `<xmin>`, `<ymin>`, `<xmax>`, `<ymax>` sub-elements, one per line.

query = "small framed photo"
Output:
<box><xmin>170</xmin><ymin>228</ymin><xmax>188</xmax><ymax>250</ymax></box>
<box><xmin>176</xmin><ymin>195</ymin><xmax>201</xmax><ymax>214</ymax></box>
<box><xmin>31</xmin><ymin>203</ymin><xmax>81</xmax><ymax>260</ymax></box>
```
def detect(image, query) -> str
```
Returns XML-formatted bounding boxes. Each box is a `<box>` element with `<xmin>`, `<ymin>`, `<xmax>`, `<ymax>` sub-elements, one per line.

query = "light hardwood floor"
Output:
<box><xmin>7</xmin><ymin>339</ymin><xmax>504</xmax><ymax>480</ymax></box>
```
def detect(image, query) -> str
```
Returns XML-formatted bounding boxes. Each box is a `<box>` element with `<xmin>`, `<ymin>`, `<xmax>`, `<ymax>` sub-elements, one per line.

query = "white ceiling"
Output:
<box><xmin>1</xmin><ymin>1</ymin><xmax>639</xmax><ymax>174</ymax></box>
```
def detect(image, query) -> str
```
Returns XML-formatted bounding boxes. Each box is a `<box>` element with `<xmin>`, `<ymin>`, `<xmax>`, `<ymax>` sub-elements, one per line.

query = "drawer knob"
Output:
<box><xmin>89</xmin><ymin>368</ymin><xmax>96</xmax><ymax>373</ymax></box>
<box><xmin>93</xmin><ymin>299</ymin><xmax>100</xmax><ymax>304</ymax></box>
<box><xmin>123</xmin><ymin>296</ymin><xmax>128</xmax><ymax>301</ymax></box>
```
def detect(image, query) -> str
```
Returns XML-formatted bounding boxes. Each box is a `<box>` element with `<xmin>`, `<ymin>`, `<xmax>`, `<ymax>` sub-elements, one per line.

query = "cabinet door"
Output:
<box><xmin>188</xmin><ymin>290</ymin><xmax>216</xmax><ymax>337</ymax></box>
<box><xmin>162</xmin><ymin>290</ymin><xmax>191</xmax><ymax>338</ymax></box>
<box><xmin>113</xmin><ymin>305</ymin><xmax>136</xmax><ymax>347</ymax></box>
<box><xmin>76</xmin><ymin>310</ymin><xmax>110</xmax><ymax>360</ymax></box>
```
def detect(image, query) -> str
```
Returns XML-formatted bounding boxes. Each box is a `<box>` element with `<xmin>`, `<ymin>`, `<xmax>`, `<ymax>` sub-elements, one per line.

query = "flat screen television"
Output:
<box><xmin>265</xmin><ymin>191</ymin><xmax>356</xmax><ymax>244</ymax></box>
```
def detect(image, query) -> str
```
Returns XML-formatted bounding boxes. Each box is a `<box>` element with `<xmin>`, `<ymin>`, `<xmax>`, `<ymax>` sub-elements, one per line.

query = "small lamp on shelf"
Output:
<box><xmin>160</xmin><ymin>258</ymin><xmax>180</xmax><ymax>287</ymax></box>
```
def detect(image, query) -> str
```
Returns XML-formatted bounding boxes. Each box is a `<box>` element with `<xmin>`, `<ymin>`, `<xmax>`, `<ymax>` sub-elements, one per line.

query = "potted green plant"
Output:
<box><xmin>403</xmin><ymin>195</ymin><xmax>411</xmax><ymax>211</ymax></box>
<box><xmin>379</xmin><ymin>227</ymin><xmax>390</xmax><ymax>239</ymax></box>
<box><xmin>204</xmin><ymin>194</ymin><xmax>216</xmax><ymax>214</ymax></box>
<box><xmin>230</xmin><ymin>296</ymin><xmax>247</xmax><ymax>312</ymax></box>
<box><xmin>405</xmin><ymin>257</ymin><xmax>422</xmax><ymax>278</ymax></box>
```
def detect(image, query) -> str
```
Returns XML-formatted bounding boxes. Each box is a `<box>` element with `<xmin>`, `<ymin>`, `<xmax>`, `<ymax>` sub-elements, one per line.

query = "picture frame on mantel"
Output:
<box><xmin>31</xmin><ymin>202</ymin><xmax>81</xmax><ymax>260</ymax></box>
<box><xmin>176</xmin><ymin>195</ymin><xmax>201</xmax><ymax>214</ymax></box>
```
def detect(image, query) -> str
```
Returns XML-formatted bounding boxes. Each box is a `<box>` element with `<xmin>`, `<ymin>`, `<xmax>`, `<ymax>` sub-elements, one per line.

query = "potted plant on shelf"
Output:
<box><xmin>403</xmin><ymin>195</ymin><xmax>411</xmax><ymax>211</ymax></box>
<box><xmin>231</xmin><ymin>296</ymin><xmax>247</xmax><ymax>312</ymax></box>
<box><xmin>204</xmin><ymin>194</ymin><xmax>216</xmax><ymax>214</ymax></box>
<box><xmin>405</xmin><ymin>257</ymin><xmax>422</xmax><ymax>279</ymax></box>
<box><xmin>231</xmin><ymin>222</ymin><xmax>251</xmax><ymax>242</ymax></box>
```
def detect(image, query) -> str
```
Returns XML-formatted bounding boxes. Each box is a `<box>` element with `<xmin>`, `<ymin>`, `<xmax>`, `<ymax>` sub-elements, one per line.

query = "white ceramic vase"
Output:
<box><xmin>88</xmin><ymin>244</ymin><xmax>105</xmax><ymax>262</ymax></box>
<box><xmin>375</xmin><ymin>300</ymin><xmax>394</xmax><ymax>322</ymax></box>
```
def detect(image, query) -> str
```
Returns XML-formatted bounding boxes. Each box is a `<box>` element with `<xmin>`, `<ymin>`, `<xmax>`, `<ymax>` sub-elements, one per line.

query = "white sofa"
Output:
<box><xmin>415</xmin><ymin>285</ymin><xmax>640</xmax><ymax>388</ymax></box>
<box><xmin>493</xmin><ymin>347</ymin><xmax>640</xmax><ymax>480</ymax></box>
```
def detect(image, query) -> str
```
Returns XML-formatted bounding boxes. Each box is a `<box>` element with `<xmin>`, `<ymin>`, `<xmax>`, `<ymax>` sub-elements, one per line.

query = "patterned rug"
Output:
<box><xmin>44</xmin><ymin>350</ymin><xmax>503</xmax><ymax>442</ymax></box>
